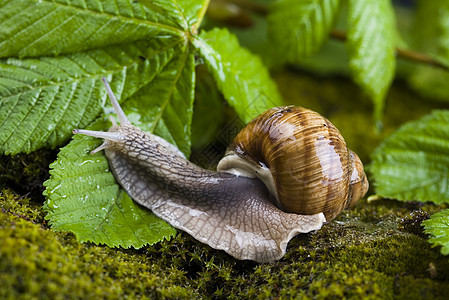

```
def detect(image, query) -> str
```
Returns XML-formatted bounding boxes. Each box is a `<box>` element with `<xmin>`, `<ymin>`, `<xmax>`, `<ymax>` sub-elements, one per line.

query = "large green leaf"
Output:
<box><xmin>423</xmin><ymin>209</ymin><xmax>449</xmax><ymax>256</ymax></box>
<box><xmin>267</xmin><ymin>0</ymin><xmax>340</xmax><ymax>63</ymax></box>
<box><xmin>370</xmin><ymin>110</ymin><xmax>449</xmax><ymax>203</ymax></box>
<box><xmin>0</xmin><ymin>38</ymin><xmax>184</xmax><ymax>155</ymax></box>
<box><xmin>0</xmin><ymin>0</ymin><xmax>185</xmax><ymax>58</ymax></box>
<box><xmin>346</xmin><ymin>0</ymin><xmax>396</xmax><ymax>122</ymax></box>
<box><xmin>193</xmin><ymin>28</ymin><xmax>282</xmax><ymax>123</ymax></box>
<box><xmin>43</xmin><ymin>119</ymin><xmax>176</xmax><ymax>248</ymax></box>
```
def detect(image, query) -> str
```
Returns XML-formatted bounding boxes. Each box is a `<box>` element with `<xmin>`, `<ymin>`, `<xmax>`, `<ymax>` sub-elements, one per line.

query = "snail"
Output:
<box><xmin>73</xmin><ymin>78</ymin><xmax>368</xmax><ymax>263</ymax></box>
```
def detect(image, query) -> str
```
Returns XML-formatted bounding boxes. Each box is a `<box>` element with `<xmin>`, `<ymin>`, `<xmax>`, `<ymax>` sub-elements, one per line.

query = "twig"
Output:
<box><xmin>331</xmin><ymin>30</ymin><xmax>449</xmax><ymax>72</ymax></box>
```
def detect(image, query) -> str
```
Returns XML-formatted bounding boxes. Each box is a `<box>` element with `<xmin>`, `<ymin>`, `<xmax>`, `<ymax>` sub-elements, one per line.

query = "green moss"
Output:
<box><xmin>3</xmin><ymin>175</ymin><xmax>449</xmax><ymax>299</ymax></box>
<box><xmin>1</xmin><ymin>189</ymin><xmax>200</xmax><ymax>299</ymax></box>
<box><xmin>0</xmin><ymin>189</ymin><xmax>45</xmax><ymax>224</ymax></box>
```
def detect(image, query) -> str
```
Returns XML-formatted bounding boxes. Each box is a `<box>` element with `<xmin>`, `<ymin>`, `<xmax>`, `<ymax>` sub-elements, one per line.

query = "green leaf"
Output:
<box><xmin>193</xmin><ymin>28</ymin><xmax>282</xmax><ymax>123</ymax></box>
<box><xmin>370</xmin><ymin>110</ymin><xmax>449</xmax><ymax>203</ymax></box>
<box><xmin>407</xmin><ymin>67</ymin><xmax>449</xmax><ymax>103</ymax></box>
<box><xmin>138</xmin><ymin>0</ymin><xmax>206</xmax><ymax>29</ymax></box>
<box><xmin>120</xmin><ymin>44</ymin><xmax>196</xmax><ymax>156</ymax></box>
<box><xmin>43</xmin><ymin>119</ymin><xmax>176</xmax><ymax>248</ymax></box>
<box><xmin>267</xmin><ymin>0</ymin><xmax>340</xmax><ymax>63</ymax></box>
<box><xmin>0</xmin><ymin>0</ymin><xmax>185</xmax><ymax>58</ymax></box>
<box><xmin>410</xmin><ymin>0</ymin><xmax>447</xmax><ymax>55</ymax></box>
<box><xmin>434</xmin><ymin>2</ymin><xmax>449</xmax><ymax>59</ymax></box>
<box><xmin>346</xmin><ymin>0</ymin><xmax>396</xmax><ymax>122</ymax></box>
<box><xmin>423</xmin><ymin>209</ymin><xmax>449</xmax><ymax>256</ymax></box>
<box><xmin>0</xmin><ymin>38</ymin><xmax>184</xmax><ymax>155</ymax></box>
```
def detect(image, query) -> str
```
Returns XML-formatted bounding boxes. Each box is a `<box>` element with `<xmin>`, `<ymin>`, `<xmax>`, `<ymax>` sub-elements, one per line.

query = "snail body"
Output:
<box><xmin>73</xmin><ymin>78</ymin><xmax>368</xmax><ymax>263</ymax></box>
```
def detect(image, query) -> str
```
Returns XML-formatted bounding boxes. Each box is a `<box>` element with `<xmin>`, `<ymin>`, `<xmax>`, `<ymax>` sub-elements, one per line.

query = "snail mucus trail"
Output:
<box><xmin>73</xmin><ymin>78</ymin><xmax>368</xmax><ymax>263</ymax></box>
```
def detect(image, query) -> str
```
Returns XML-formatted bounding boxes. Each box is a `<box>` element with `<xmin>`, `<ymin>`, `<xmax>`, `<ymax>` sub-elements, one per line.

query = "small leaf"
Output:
<box><xmin>346</xmin><ymin>0</ymin><xmax>396</xmax><ymax>122</ymax></box>
<box><xmin>370</xmin><ymin>110</ymin><xmax>449</xmax><ymax>203</ymax></box>
<box><xmin>407</xmin><ymin>67</ymin><xmax>449</xmax><ymax>103</ymax></box>
<box><xmin>0</xmin><ymin>0</ymin><xmax>184</xmax><ymax>58</ymax></box>
<box><xmin>423</xmin><ymin>209</ymin><xmax>449</xmax><ymax>256</ymax></box>
<box><xmin>43</xmin><ymin>119</ymin><xmax>176</xmax><ymax>248</ymax></box>
<box><xmin>267</xmin><ymin>0</ymin><xmax>340</xmax><ymax>63</ymax></box>
<box><xmin>193</xmin><ymin>28</ymin><xmax>282</xmax><ymax>123</ymax></box>
<box><xmin>0</xmin><ymin>38</ymin><xmax>183</xmax><ymax>155</ymax></box>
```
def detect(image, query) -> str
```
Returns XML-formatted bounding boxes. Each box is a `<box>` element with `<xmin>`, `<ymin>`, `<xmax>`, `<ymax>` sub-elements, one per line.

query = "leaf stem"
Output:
<box><xmin>193</xmin><ymin>0</ymin><xmax>211</xmax><ymax>34</ymax></box>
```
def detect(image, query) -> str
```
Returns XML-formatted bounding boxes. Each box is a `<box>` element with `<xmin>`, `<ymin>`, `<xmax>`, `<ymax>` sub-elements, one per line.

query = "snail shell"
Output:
<box><xmin>73</xmin><ymin>78</ymin><xmax>368</xmax><ymax>263</ymax></box>
<box><xmin>218</xmin><ymin>106</ymin><xmax>368</xmax><ymax>221</ymax></box>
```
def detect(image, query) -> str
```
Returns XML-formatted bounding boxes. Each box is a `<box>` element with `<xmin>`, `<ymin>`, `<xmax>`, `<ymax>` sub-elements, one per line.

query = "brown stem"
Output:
<box><xmin>396</xmin><ymin>48</ymin><xmax>449</xmax><ymax>71</ymax></box>
<box><xmin>331</xmin><ymin>29</ymin><xmax>449</xmax><ymax>72</ymax></box>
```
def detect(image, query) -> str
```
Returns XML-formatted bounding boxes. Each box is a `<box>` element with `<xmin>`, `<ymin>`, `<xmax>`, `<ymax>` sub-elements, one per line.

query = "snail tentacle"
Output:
<box><xmin>101</xmin><ymin>77</ymin><xmax>130</xmax><ymax>125</ymax></box>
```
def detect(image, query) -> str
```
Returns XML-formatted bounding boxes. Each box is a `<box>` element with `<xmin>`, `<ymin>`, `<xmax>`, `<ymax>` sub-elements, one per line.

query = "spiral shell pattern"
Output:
<box><xmin>220</xmin><ymin>106</ymin><xmax>368</xmax><ymax>220</ymax></box>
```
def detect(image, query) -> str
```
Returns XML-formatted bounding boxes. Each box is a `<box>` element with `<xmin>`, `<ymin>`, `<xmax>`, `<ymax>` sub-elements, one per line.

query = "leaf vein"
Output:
<box><xmin>0</xmin><ymin>5</ymin><xmax>57</xmax><ymax>50</ymax></box>
<box><xmin>1</xmin><ymin>88</ymin><xmax>42</xmax><ymax>146</ymax></box>
<box><xmin>150</xmin><ymin>43</ymin><xmax>190</xmax><ymax>132</ymax></box>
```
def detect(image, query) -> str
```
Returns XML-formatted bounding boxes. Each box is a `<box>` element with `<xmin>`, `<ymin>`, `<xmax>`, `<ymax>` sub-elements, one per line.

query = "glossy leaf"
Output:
<box><xmin>267</xmin><ymin>0</ymin><xmax>340</xmax><ymax>63</ymax></box>
<box><xmin>43</xmin><ymin>119</ymin><xmax>176</xmax><ymax>248</ymax></box>
<box><xmin>370</xmin><ymin>110</ymin><xmax>449</xmax><ymax>203</ymax></box>
<box><xmin>0</xmin><ymin>0</ymin><xmax>184</xmax><ymax>58</ymax></box>
<box><xmin>346</xmin><ymin>0</ymin><xmax>396</xmax><ymax>122</ymax></box>
<box><xmin>0</xmin><ymin>38</ymin><xmax>184</xmax><ymax>155</ymax></box>
<box><xmin>193</xmin><ymin>27</ymin><xmax>282</xmax><ymax>123</ymax></box>
<box><xmin>423</xmin><ymin>209</ymin><xmax>449</xmax><ymax>256</ymax></box>
<box><xmin>138</xmin><ymin>0</ymin><xmax>206</xmax><ymax>29</ymax></box>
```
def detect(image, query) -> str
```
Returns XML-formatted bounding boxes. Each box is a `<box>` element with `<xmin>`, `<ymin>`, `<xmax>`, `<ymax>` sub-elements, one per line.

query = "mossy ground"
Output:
<box><xmin>2</xmin><ymin>70</ymin><xmax>449</xmax><ymax>299</ymax></box>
